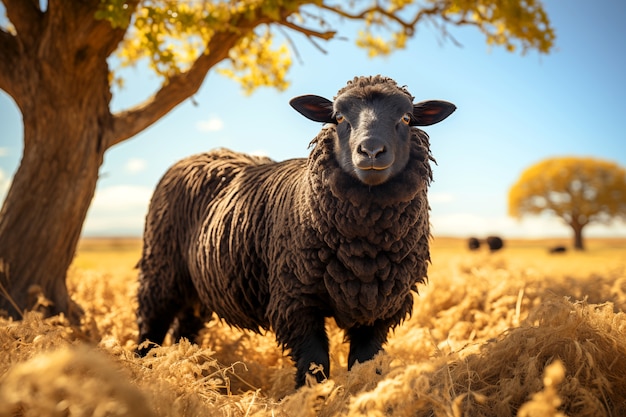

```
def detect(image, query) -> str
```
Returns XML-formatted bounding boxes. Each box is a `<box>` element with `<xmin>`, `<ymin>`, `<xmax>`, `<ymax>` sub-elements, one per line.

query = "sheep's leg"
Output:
<box><xmin>346</xmin><ymin>324</ymin><xmax>388</xmax><ymax>370</ymax></box>
<box><xmin>171</xmin><ymin>302</ymin><xmax>209</xmax><ymax>343</ymax></box>
<box><xmin>282</xmin><ymin>316</ymin><xmax>330</xmax><ymax>388</ymax></box>
<box><xmin>136</xmin><ymin>305</ymin><xmax>176</xmax><ymax>356</ymax></box>
<box><xmin>136</xmin><ymin>269</ymin><xmax>185</xmax><ymax>356</ymax></box>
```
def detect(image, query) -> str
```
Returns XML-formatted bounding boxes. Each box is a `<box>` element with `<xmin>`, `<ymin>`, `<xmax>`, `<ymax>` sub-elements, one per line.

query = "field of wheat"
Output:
<box><xmin>1</xmin><ymin>237</ymin><xmax>625</xmax><ymax>416</ymax></box>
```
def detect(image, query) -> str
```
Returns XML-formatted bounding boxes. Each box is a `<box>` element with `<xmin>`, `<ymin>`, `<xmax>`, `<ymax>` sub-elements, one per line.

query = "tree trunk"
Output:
<box><xmin>571</xmin><ymin>221</ymin><xmax>585</xmax><ymax>251</ymax></box>
<box><xmin>0</xmin><ymin>4</ymin><xmax>113</xmax><ymax>318</ymax></box>
<box><xmin>0</xmin><ymin>100</ymin><xmax>106</xmax><ymax>320</ymax></box>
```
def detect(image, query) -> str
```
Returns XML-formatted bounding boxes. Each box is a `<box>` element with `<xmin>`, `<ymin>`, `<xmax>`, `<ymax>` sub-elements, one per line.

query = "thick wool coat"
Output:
<box><xmin>137</xmin><ymin>123</ymin><xmax>433</xmax><ymax>351</ymax></box>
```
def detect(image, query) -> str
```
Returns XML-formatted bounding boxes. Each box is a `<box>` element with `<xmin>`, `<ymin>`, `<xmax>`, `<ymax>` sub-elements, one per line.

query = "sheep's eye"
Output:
<box><xmin>401</xmin><ymin>114</ymin><xmax>411</xmax><ymax>125</ymax></box>
<box><xmin>335</xmin><ymin>113</ymin><xmax>345</xmax><ymax>124</ymax></box>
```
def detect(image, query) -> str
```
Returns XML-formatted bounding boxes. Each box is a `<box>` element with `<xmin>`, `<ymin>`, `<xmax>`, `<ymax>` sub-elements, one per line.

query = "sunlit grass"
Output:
<box><xmin>1</xmin><ymin>237</ymin><xmax>625</xmax><ymax>416</ymax></box>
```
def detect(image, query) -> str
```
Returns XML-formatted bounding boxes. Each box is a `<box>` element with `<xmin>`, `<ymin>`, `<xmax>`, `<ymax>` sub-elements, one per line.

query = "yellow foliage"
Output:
<box><xmin>356</xmin><ymin>0</ymin><xmax>554</xmax><ymax>57</ymax></box>
<box><xmin>2</xmin><ymin>238</ymin><xmax>626</xmax><ymax>416</ymax></box>
<box><xmin>445</xmin><ymin>0</ymin><xmax>554</xmax><ymax>54</ymax></box>
<box><xmin>217</xmin><ymin>28</ymin><xmax>292</xmax><ymax>95</ymax></box>
<box><xmin>99</xmin><ymin>0</ymin><xmax>555</xmax><ymax>93</ymax></box>
<box><xmin>356</xmin><ymin>31</ymin><xmax>393</xmax><ymax>57</ymax></box>
<box><xmin>508</xmin><ymin>156</ymin><xmax>626</xmax><ymax>224</ymax></box>
<box><xmin>116</xmin><ymin>1</ymin><xmax>225</xmax><ymax>77</ymax></box>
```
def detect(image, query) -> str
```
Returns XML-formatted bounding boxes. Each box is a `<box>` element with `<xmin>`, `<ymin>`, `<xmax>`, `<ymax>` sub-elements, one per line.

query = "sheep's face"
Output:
<box><xmin>332</xmin><ymin>91</ymin><xmax>414</xmax><ymax>186</ymax></box>
<box><xmin>290</xmin><ymin>77</ymin><xmax>456</xmax><ymax>186</ymax></box>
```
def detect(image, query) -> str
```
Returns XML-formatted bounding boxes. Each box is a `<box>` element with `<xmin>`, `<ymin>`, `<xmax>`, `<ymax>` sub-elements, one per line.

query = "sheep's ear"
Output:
<box><xmin>410</xmin><ymin>100</ymin><xmax>456</xmax><ymax>126</ymax></box>
<box><xmin>290</xmin><ymin>95</ymin><xmax>336</xmax><ymax>123</ymax></box>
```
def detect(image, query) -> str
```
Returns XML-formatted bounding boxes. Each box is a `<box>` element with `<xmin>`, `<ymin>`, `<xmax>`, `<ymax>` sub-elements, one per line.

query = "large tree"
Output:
<box><xmin>508</xmin><ymin>157</ymin><xmax>626</xmax><ymax>250</ymax></box>
<box><xmin>0</xmin><ymin>0</ymin><xmax>555</xmax><ymax>320</ymax></box>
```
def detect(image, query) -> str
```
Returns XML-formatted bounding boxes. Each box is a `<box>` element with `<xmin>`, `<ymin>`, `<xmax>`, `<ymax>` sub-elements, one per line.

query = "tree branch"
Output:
<box><xmin>77</xmin><ymin>0</ymin><xmax>140</xmax><ymax>57</ymax></box>
<box><xmin>279</xmin><ymin>19</ymin><xmax>338</xmax><ymax>55</ymax></box>
<box><xmin>105</xmin><ymin>30</ymin><xmax>244</xmax><ymax>148</ymax></box>
<box><xmin>0</xmin><ymin>28</ymin><xmax>20</xmax><ymax>97</ymax></box>
<box><xmin>438</xmin><ymin>11</ymin><xmax>484</xmax><ymax>34</ymax></box>
<box><xmin>322</xmin><ymin>3</ymin><xmax>405</xmax><ymax>31</ymax></box>
<box><xmin>280</xmin><ymin>20</ymin><xmax>336</xmax><ymax>41</ymax></box>
<box><xmin>320</xmin><ymin>2</ymin><xmax>445</xmax><ymax>36</ymax></box>
<box><xmin>319</xmin><ymin>2</ymin><xmax>494</xmax><ymax>52</ymax></box>
<box><xmin>3</xmin><ymin>0</ymin><xmax>42</xmax><ymax>33</ymax></box>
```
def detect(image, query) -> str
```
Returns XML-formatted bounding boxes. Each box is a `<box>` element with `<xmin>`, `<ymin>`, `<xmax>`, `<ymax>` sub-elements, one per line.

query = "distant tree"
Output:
<box><xmin>0</xmin><ymin>0</ymin><xmax>555</xmax><ymax>319</ymax></box>
<box><xmin>508</xmin><ymin>157</ymin><xmax>626</xmax><ymax>250</ymax></box>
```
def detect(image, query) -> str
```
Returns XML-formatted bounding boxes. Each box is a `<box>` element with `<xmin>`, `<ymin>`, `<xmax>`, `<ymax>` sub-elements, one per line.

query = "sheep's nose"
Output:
<box><xmin>358</xmin><ymin>144</ymin><xmax>385</xmax><ymax>159</ymax></box>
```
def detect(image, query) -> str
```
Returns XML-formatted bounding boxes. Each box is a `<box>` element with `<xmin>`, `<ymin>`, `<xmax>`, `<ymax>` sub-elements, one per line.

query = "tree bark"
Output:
<box><xmin>0</xmin><ymin>101</ymin><xmax>108</xmax><ymax>320</ymax></box>
<box><xmin>570</xmin><ymin>221</ymin><xmax>585</xmax><ymax>251</ymax></box>
<box><xmin>0</xmin><ymin>44</ymin><xmax>115</xmax><ymax>317</ymax></box>
<box><xmin>0</xmin><ymin>0</ymin><xmax>118</xmax><ymax>319</ymax></box>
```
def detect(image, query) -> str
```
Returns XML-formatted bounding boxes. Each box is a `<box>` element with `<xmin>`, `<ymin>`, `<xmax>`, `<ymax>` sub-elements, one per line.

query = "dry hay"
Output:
<box><xmin>1</xmin><ymin>240</ymin><xmax>626</xmax><ymax>416</ymax></box>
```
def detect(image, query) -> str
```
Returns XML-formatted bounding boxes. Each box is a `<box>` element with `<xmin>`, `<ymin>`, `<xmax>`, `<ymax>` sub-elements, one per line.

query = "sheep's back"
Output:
<box><xmin>181</xmin><ymin>150</ymin><xmax>308</xmax><ymax>331</ymax></box>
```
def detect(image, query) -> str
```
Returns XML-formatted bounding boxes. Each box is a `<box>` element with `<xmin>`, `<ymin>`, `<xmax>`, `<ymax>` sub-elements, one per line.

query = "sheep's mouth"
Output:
<box><xmin>354</xmin><ymin>157</ymin><xmax>393</xmax><ymax>172</ymax></box>
<box><xmin>358</xmin><ymin>164</ymin><xmax>390</xmax><ymax>171</ymax></box>
<box><xmin>354</xmin><ymin>166</ymin><xmax>392</xmax><ymax>186</ymax></box>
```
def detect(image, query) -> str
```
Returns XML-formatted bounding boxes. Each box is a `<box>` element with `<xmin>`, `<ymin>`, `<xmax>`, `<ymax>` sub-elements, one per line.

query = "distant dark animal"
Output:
<box><xmin>549</xmin><ymin>245</ymin><xmax>567</xmax><ymax>254</ymax></box>
<box><xmin>468</xmin><ymin>237</ymin><xmax>481</xmax><ymax>251</ymax></box>
<box><xmin>136</xmin><ymin>75</ymin><xmax>456</xmax><ymax>387</ymax></box>
<box><xmin>486</xmin><ymin>236</ymin><xmax>504</xmax><ymax>252</ymax></box>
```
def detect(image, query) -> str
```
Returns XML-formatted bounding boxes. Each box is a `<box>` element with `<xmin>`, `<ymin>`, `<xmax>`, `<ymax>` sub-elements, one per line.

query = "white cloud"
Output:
<box><xmin>83</xmin><ymin>185</ymin><xmax>153</xmax><ymax>236</ymax></box>
<box><xmin>430</xmin><ymin>212</ymin><xmax>626</xmax><ymax>239</ymax></box>
<box><xmin>0</xmin><ymin>168</ymin><xmax>11</xmax><ymax>202</ymax></box>
<box><xmin>125</xmin><ymin>157</ymin><xmax>147</xmax><ymax>174</ymax></box>
<box><xmin>0</xmin><ymin>147</ymin><xmax>8</xmax><ymax>157</ymax></box>
<box><xmin>196</xmin><ymin>115</ymin><xmax>224</xmax><ymax>132</ymax></box>
<box><xmin>431</xmin><ymin>212</ymin><xmax>572</xmax><ymax>238</ymax></box>
<box><xmin>249</xmin><ymin>149</ymin><xmax>270</xmax><ymax>158</ymax></box>
<box><xmin>79</xmin><ymin>183</ymin><xmax>626</xmax><ymax>238</ymax></box>
<box><xmin>90</xmin><ymin>185</ymin><xmax>152</xmax><ymax>211</ymax></box>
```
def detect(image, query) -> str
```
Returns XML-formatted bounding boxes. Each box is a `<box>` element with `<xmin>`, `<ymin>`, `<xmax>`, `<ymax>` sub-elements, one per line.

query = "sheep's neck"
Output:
<box><xmin>303</xmin><ymin>129</ymin><xmax>432</xmax><ymax>326</ymax></box>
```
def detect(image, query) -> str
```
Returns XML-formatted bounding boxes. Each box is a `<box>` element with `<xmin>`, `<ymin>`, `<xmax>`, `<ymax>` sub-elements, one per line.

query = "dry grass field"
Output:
<box><xmin>1</xmin><ymin>236</ymin><xmax>626</xmax><ymax>416</ymax></box>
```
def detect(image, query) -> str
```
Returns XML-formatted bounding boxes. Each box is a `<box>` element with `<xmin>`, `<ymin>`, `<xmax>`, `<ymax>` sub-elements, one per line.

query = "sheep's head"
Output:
<box><xmin>291</xmin><ymin>76</ymin><xmax>456</xmax><ymax>186</ymax></box>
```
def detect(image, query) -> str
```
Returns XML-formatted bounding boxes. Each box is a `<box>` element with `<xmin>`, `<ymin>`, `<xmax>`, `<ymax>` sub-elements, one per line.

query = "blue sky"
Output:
<box><xmin>1</xmin><ymin>1</ymin><xmax>625</xmax><ymax>240</ymax></box>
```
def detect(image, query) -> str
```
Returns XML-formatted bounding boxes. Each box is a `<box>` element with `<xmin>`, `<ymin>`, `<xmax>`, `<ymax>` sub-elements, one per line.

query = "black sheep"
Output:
<box><xmin>486</xmin><ymin>235</ymin><xmax>504</xmax><ymax>252</ymax></box>
<box><xmin>468</xmin><ymin>237</ymin><xmax>481</xmax><ymax>250</ymax></box>
<box><xmin>136</xmin><ymin>75</ymin><xmax>456</xmax><ymax>387</ymax></box>
<box><xmin>549</xmin><ymin>245</ymin><xmax>567</xmax><ymax>254</ymax></box>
